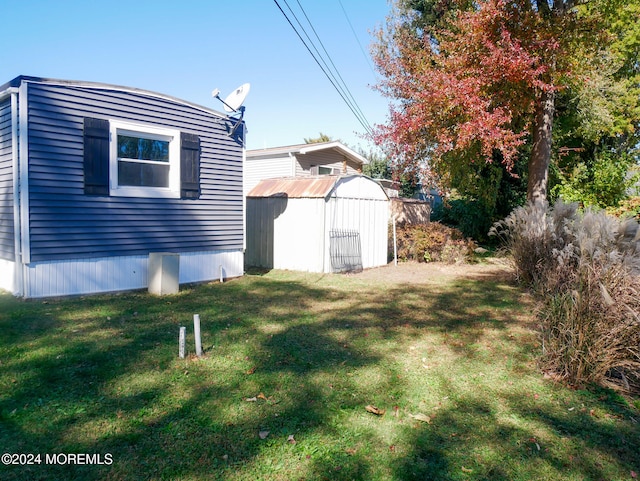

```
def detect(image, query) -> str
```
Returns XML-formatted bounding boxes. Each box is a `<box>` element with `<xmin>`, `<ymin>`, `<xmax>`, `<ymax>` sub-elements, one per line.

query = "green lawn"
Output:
<box><xmin>0</xmin><ymin>265</ymin><xmax>638</xmax><ymax>480</ymax></box>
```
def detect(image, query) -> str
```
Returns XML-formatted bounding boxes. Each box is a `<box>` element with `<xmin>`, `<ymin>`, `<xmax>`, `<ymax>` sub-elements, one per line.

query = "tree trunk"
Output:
<box><xmin>527</xmin><ymin>90</ymin><xmax>555</xmax><ymax>204</ymax></box>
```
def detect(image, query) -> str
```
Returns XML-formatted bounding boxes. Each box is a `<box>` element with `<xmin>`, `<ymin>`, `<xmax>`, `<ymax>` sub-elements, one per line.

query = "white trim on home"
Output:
<box><xmin>246</xmin><ymin>141</ymin><xmax>369</xmax><ymax>166</ymax></box>
<box><xmin>297</xmin><ymin>141</ymin><xmax>369</xmax><ymax>165</ymax></box>
<box><xmin>11</xmin><ymin>90</ymin><xmax>22</xmax><ymax>296</ymax></box>
<box><xmin>108</xmin><ymin>120</ymin><xmax>181</xmax><ymax>198</ymax></box>
<box><xmin>18</xmin><ymin>81</ymin><xmax>30</xmax><ymax>266</ymax></box>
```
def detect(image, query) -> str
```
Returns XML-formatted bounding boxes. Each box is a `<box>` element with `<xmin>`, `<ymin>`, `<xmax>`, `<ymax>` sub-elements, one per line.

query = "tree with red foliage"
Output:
<box><xmin>372</xmin><ymin>0</ymin><xmax>625</xmax><ymax>204</ymax></box>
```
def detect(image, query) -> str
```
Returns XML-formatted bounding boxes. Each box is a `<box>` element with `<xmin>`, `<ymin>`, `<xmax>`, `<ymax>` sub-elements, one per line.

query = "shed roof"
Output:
<box><xmin>247</xmin><ymin>176</ymin><xmax>338</xmax><ymax>198</ymax></box>
<box><xmin>246</xmin><ymin>141</ymin><xmax>369</xmax><ymax>165</ymax></box>
<box><xmin>247</xmin><ymin>175</ymin><xmax>389</xmax><ymax>201</ymax></box>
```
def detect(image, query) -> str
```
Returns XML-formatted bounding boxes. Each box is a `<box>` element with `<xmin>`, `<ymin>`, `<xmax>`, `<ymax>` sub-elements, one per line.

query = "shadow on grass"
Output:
<box><xmin>0</xmin><ymin>270</ymin><xmax>638</xmax><ymax>480</ymax></box>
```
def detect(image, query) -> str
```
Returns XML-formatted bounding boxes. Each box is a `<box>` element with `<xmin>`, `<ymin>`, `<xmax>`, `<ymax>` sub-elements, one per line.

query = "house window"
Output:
<box><xmin>109</xmin><ymin>121</ymin><xmax>181</xmax><ymax>198</ymax></box>
<box><xmin>310</xmin><ymin>165</ymin><xmax>339</xmax><ymax>176</ymax></box>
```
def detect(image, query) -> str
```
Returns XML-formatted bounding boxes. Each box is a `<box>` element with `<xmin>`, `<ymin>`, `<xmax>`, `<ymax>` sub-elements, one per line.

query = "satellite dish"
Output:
<box><xmin>211</xmin><ymin>83</ymin><xmax>251</xmax><ymax>138</ymax></box>
<box><xmin>222</xmin><ymin>83</ymin><xmax>250</xmax><ymax>113</ymax></box>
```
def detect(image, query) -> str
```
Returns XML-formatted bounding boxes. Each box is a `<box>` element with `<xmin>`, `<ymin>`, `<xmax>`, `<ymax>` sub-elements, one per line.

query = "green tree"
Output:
<box><xmin>304</xmin><ymin>132</ymin><xmax>333</xmax><ymax>144</ymax></box>
<box><xmin>548</xmin><ymin>0</ymin><xmax>640</xmax><ymax>207</ymax></box>
<box><xmin>361</xmin><ymin>148</ymin><xmax>392</xmax><ymax>179</ymax></box>
<box><xmin>552</xmin><ymin>151</ymin><xmax>639</xmax><ymax>208</ymax></box>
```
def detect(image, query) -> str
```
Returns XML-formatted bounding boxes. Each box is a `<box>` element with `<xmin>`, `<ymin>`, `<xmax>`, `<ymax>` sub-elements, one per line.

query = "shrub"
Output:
<box><xmin>607</xmin><ymin>195</ymin><xmax>640</xmax><ymax>219</ymax></box>
<box><xmin>392</xmin><ymin>222</ymin><xmax>476</xmax><ymax>264</ymax></box>
<box><xmin>491</xmin><ymin>200</ymin><xmax>640</xmax><ymax>393</ymax></box>
<box><xmin>432</xmin><ymin>198</ymin><xmax>496</xmax><ymax>243</ymax></box>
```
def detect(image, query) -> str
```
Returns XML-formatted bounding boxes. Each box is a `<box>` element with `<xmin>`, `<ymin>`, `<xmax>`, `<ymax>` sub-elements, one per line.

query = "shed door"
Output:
<box><xmin>329</xmin><ymin>229</ymin><xmax>363</xmax><ymax>273</ymax></box>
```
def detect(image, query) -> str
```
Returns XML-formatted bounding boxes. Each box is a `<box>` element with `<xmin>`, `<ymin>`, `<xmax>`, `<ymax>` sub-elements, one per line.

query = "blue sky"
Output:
<box><xmin>2</xmin><ymin>0</ymin><xmax>392</xmax><ymax>152</ymax></box>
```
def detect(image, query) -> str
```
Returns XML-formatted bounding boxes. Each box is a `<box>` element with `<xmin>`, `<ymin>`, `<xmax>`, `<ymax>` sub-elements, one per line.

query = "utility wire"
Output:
<box><xmin>337</xmin><ymin>0</ymin><xmax>378</xmax><ymax>78</ymax></box>
<box><xmin>293</xmin><ymin>0</ymin><xmax>372</xmax><ymax>134</ymax></box>
<box><xmin>278</xmin><ymin>0</ymin><xmax>372</xmax><ymax>135</ymax></box>
<box><xmin>273</xmin><ymin>0</ymin><xmax>373</xmax><ymax>135</ymax></box>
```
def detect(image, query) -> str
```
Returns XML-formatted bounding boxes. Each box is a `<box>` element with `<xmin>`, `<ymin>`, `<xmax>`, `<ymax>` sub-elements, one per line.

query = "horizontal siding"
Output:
<box><xmin>244</xmin><ymin>155</ymin><xmax>293</xmax><ymax>196</ymax></box>
<box><xmin>295</xmin><ymin>151</ymin><xmax>361</xmax><ymax>177</ymax></box>
<box><xmin>25</xmin><ymin>82</ymin><xmax>244</xmax><ymax>262</ymax></box>
<box><xmin>0</xmin><ymin>98</ymin><xmax>14</xmax><ymax>261</ymax></box>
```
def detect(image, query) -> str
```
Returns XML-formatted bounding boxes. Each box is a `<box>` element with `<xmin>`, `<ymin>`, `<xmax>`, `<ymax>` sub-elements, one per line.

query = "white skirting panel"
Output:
<box><xmin>21</xmin><ymin>250</ymin><xmax>244</xmax><ymax>298</ymax></box>
<box><xmin>0</xmin><ymin>259</ymin><xmax>16</xmax><ymax>295</ymax></box>
<box><xmin>178</xmin><ymin>250</ymin><xmax>244</xmax><ymax>283</ymax></box>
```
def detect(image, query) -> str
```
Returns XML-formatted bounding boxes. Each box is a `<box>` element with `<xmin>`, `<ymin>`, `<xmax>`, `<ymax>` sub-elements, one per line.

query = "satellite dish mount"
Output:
<box><xmin>212</xmin><ymin>83</ymin><xmax>250</xmax><ymax>137</ymax></box>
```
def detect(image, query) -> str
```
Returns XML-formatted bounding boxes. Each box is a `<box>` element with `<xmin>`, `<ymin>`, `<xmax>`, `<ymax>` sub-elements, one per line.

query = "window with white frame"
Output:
<box><xmin>109</xmin><ymin>121</ymin><xmax>181</xmax><ymax>197</ymax></box>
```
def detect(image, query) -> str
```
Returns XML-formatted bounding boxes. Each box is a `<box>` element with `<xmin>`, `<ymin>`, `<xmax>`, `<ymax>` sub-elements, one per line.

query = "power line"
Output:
<box><xmin>337</xmin><ymin>0</ymin><xmax>377</xmax><ymax>78</ymax></box>
<box><xmin>276</xmin><ymin>0</ymin><xmax>372</xmax><ymax>135</ymax></box>
<box><xmin>272</xmin><ymin>0</ymin><xmax>373</xmax><ymax>136</ymax></box>
<box><xmin>293</xmin><ymin>0</ymin><xmax>372</xmax><ymax>133</ymax></box>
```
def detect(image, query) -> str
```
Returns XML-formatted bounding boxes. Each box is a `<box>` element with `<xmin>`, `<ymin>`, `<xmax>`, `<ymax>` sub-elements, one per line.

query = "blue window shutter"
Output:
<box><xmin>181</xmin><ymin>133</ymin><xmax>200</xmax><ymax>199</ymax></box>
<box><xmin>84</xmin><ymin>118</ymin><xmax>109</xmax><ymax>195</ymax></box>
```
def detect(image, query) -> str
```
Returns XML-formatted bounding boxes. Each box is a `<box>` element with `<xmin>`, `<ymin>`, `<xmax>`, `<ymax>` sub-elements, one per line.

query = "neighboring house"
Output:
<box><xmin>244</xmin><ymin>141</ymin><xmax>368</xmax><ymax>196</ymax></box>
<box><xmin>0</xmin><ymin>76</ymin><xmax>245</xmax><ymax>298</ymax></box>
<box><xmin>246</xmin><ymin>175</ymin><xmax>389</xmax><ymax>273</ymax></box>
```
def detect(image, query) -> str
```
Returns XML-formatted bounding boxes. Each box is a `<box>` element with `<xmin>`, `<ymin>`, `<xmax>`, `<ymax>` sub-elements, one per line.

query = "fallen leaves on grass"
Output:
<box><xmin>365</xmin><ymin>405</ymin><xmax>386</xmax><ymax>416</ymax></box>
<box><xmin>408</xmin><ymin>413</ymin><xmax>432</xmax><ymax>424</ymax></box>
<box><xmin>244</xmin><ymin>392</ymin><xmax>279</xmax><ymax>404</ymax></box>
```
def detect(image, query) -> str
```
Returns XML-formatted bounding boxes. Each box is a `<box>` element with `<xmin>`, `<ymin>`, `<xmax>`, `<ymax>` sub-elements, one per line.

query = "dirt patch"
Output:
<box><xmin>352</xmin><ymin>258</ymin><xmax>515</xmax><ymax>285</ymax></box>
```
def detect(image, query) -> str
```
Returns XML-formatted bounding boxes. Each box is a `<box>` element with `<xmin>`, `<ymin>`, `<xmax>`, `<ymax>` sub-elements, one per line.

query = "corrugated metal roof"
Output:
<box><xmin>247</xmin><ymin>176</ymin><xmax>339</xmax><ymax>198</ymax></box>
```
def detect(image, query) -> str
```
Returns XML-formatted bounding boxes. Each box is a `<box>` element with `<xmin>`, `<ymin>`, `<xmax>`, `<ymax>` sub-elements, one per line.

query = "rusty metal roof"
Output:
<box><xmin>247</xmin><ymin>176</ymin><xmax>340</xmax><ymax>198</ymax></box>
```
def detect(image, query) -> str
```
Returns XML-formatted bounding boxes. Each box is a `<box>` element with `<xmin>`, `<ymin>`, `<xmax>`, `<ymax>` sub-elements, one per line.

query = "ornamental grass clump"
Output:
<box><xmin>491</xmin><ymin>200</ymin><xmax>640</xmax><ymax>393</ymax></box>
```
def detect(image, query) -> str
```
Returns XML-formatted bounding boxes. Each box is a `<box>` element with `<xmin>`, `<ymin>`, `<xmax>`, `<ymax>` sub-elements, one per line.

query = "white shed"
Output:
<box><xmin>246</xmin><ymin>175</ymin><xmax>389</xmax><ymax>273</ymax></box>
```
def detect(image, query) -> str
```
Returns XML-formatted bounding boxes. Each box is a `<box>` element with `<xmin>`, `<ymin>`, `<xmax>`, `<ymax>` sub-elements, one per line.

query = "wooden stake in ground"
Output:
<box><xmin>179</xmin><ymin>326</ymin><xmax>186</xmax><ymax>358</ymax></box>
<box><xmin>194</xmin><ymin>314</ymin><xmax>202</xmax><ymax>357</ymax></box>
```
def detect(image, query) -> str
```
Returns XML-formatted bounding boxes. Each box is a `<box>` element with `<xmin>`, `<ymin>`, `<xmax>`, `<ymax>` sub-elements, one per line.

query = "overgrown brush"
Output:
<box><xmin>491</xmin><ymin>200</ymin><xmax>640</xmax><ymax>393</ymax></box>
<box><xmin>392</xmin><ymin>222</ymin><xmax>476</xmax><ymax>264</ymax></box>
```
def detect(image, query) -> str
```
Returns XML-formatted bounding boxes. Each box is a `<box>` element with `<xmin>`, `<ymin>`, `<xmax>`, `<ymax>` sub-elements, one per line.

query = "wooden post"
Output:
<box><xmin>179</xmin><ymin>326</ymin><xmax>186</xmax><ymax>358</ymax></box>
<box><xmin>193</xmin><ymin>314</ymin><xmax>202</xmax><ymax>357</ymax></box>
<box><xmin>393</xmin><ymin>217</ymin><xmax>398</xmax><ymax>267</ymax></box>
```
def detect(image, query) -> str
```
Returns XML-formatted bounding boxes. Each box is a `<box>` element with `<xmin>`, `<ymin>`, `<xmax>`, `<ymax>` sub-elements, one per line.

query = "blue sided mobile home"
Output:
<box><xmin>0</xmin><ymin>76</ymin><xmax>245</xmax><ymax>298</ymax></box>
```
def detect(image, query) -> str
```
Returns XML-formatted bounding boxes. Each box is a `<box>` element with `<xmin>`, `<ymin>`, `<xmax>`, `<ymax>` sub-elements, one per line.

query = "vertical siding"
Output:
<box><xmin>325</xmin><ymin>197</ymin><xmax>389</xmax><ymax>271</ymax></box>
<box><xmin>22</xmin><ymin>249</ymin><xmax>243</xmax><ymax>298</ymax></box>
<box><xmin>0</xmin><ymin>258</ymin><xmax>16</xmax><ymax>293</ymax></box>
<box><xmin>295</xmin><ymin>151</ymin><xmax>361</xmax><ymax>176</ymax></box>
<box><xmin>25</xmin><ymin>81</ymin><xmax>244</xmax><ymax>262</ymax></box>
<box><xmin>245</xmin><ymin>196</ymin><xmax>287</xmax><ymax>269</ymax></box>
<box><xmin>245</xmin><ymin>197</ymin><xmax>326</xmax><ymax>272</ymax></box>
<box><xmin>0</xmin><ymin>98</ymin><xmax>14</xmax><ymax>261</ymax></box>
<box><xmin>272</xmin><ymin>198</ymin><xmax>325</xmax><ymax>272</ymax></box>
